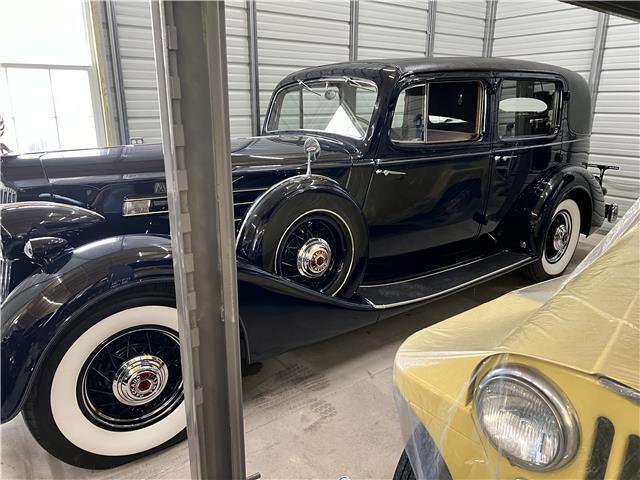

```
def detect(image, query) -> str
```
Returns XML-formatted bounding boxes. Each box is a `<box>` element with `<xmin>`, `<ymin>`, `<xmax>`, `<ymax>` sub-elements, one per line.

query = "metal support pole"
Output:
<box><xmin>105</xmin><ymin>0</ymin><xmax>129</xmax><ymax>144</ymax></box>
<box><xmin>150</xmin><ymin>1</ymin><xmax>246</xmax><ymax>479</ymax></box>
<box><xmin>588</xmin><ymin>12</ymin><xmax>610</xmax><ymax>113</ymax></box>
<box><xmin>247</xmin><ymin>0</ymin><xmax>261</xmax><ymax>135</ymax></box>
<box><xmin>349</xmin><ymin>0</ymin><xmax>359</xmax><ymax>62</ymax></box>
<box><xmin>426</xmin><ymin>0</ymin><xmax>437</xmax><ymax>57</ymax></box>
<box><xmin>482</xmin><ymin>0</ymin><xmax>498</xmax><ymax>57</ymax></box>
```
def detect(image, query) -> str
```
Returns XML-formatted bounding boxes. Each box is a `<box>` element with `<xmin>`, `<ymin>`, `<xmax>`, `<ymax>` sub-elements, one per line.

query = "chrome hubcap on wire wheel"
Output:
<box><xmin>112</xmin><ymin>355</ymin><xmax>169</xmax><ymax>406</ymax></box>
<box><xmin>297</xmin><ymin>238</ymin><xmax>332</xmax><ymax>277</ymax></box>
<box><xmin>276</xmin><ymin>214</ymin><xmax>347</xmax><ymax>293</ymax></box>
<box><xmin>78</xmin><ymin>327</ymin><xmax>182</xmax><ymax>430</ymax></box>
<box><xmin>545</xmin><ymin>210</ymin><xmax>572</xmax><ymax>263</ymax></box>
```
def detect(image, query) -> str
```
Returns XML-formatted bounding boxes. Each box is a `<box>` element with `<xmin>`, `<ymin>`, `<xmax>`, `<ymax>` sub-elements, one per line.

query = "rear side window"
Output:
<box><xmin>391</xmin><ymin>81</ymin><xmax>482</xmax><ymax>144</ymax></box>
<box><xmin>498</xmin><ymin>79</ymin><xmax>560</xmax><ymax>138</ymax></box>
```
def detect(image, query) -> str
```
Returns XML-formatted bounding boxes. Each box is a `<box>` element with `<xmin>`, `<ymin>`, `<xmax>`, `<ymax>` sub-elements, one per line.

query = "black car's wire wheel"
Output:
<box><xmin>21</xmin><ymin>286</ymin><xmax>186</xmax><ymax>469</ymax></box>
<box><xmin>78</xmin><ymin>326</ymin><xmax>183</xmax><ymax>431</ymax></box>
<box><xmin>524</xmin><ymin>198</ymin><xmax>581</xmax><ymax>282</ymax></box>
<box><xmin>274</xmin><ymin>211</ymin><xmax>353</xmax><ymax>295</ymax></box>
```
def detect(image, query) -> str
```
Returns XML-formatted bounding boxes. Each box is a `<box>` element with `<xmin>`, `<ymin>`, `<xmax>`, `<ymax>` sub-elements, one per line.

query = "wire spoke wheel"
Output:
<box><xmin>276</xmin><ymin>214</ymin><xmax>348</xmax><ymax>293</ymax></box>
<box><xmin>545</xmin><ymin>210</ymin><xmax>572</xmax><ymax>264</ymax></box>
<box><xmin>78</xmin><ymin>326</ymin><xmax>183</xmax><ymax>431</ymax></box>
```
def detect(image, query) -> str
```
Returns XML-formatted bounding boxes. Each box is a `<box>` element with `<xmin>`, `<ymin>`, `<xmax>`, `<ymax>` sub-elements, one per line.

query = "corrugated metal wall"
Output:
<box><xmin>255</xmin><ymin>1</ymin><xmax>351</xmax><ymax>125</ymax></box>
<box><xmin>357</xmin><ymin>1</ymin><xmax>428</xmax><ymax>59</ymax></box>
<box><xmin>591</xmin><ymin>15</ymin><xmax>640</xmax><ymax>216</ymax></box>
<box><xmin>112</xmin><ymin>2</ymin><xmax>161</xmax><ymax>144</ymax></box>
<box><xmin>433</xmin><ymin>1</ymin><xmax>485</xmax><ymax>56</ymax></box>
<box><xmin>113</xmin><ymin>1</ymin><xmax>252</xmax><ymax>141</ymax></box>
<box><xmin>225</xmin><ymin>1</ymin><xmax>253</xmax><ymax>137</ymax></box>
<box><xmin>493</xmin><ymin>1</ymin><xmax>599</xmax><ymax>80</ymax></box>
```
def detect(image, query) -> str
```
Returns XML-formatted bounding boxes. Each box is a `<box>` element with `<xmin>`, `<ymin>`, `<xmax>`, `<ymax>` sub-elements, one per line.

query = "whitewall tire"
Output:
<box><xmin>22</xmin><ymin>286</ymin><xmax>186</xmax><ymax>469</ymax></box>
<box><xmin>525</xmin><ymin>198</ymin><xmax>582</xmax><ymax>282</ymax></box>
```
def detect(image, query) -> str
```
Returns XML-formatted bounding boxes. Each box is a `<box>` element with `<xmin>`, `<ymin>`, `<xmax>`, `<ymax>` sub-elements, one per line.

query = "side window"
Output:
<box><xmin>498</xmin><ymin>79</ymin><xmax>560</xmax><ymax>138</ymax></box>
<box><xmin>354</xmin><ymin>87</ymin><xmax>378</xmax><ymax>125</ymax></box>
<box><xmin>390</xmin><ymin>81</ymin><xmax>481</xmax><ymax>144</ymax></box>
<box><xmin>426</xmin><ymin>81</ymin><xmax>481</xmax><ymax>143</ymax></box>
<box><xmin>390</xmin><ymin>85</ymin><xmax>426</xmax><ymax>142</ymax></box>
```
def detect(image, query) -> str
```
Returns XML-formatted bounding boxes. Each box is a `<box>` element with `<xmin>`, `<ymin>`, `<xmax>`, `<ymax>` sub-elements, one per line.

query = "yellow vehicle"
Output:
<box><xmin>393</xmin><ymin>201</ymin><xmax>639</xmax><ymax>480</ymax></box>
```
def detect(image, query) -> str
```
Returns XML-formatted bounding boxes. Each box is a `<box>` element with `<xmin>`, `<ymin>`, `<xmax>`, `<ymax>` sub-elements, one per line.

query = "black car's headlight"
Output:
<box><xmin>474</xmin><ymin>365</ymin><xmax>580</xmax><ymax>471</ymax></box>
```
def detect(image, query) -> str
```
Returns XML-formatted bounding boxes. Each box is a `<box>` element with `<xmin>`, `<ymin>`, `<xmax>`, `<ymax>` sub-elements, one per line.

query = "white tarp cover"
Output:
<box><xmin>394</xmin><ymin>198</ymin><xmax>640</xmax><ymax>479</ymax></box>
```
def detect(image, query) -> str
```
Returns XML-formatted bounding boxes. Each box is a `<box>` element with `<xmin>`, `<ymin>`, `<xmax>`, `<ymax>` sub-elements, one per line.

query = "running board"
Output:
<box><xmin>358</xmin><ymin>251</ymin><xmax>535</xmax><ymax>309</ymax></box>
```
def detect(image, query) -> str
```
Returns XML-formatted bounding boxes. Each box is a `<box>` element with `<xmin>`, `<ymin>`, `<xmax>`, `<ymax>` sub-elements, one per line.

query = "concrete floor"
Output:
<box><xmin>1</xmin><ymin>234</ymin><xmax>603</xmax><ymax>480</ymax></box>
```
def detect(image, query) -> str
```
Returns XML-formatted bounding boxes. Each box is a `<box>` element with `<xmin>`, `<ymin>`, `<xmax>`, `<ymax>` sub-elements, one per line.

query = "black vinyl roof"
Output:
<box><xmin>279</xmin><ymin>56</ymin><xmax>592</xmax><ymax>135</ymax></box>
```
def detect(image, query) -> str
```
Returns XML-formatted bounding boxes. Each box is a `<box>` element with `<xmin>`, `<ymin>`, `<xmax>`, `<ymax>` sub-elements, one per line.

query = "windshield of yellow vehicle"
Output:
<box><xmin>266</xmin><ymin>78</ymin><xmax>378</xmax><ymax>139</ymax></box>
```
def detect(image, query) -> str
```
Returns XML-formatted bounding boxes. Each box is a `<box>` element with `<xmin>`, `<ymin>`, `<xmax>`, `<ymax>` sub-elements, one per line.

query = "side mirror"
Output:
<box><xmin>303</xmin><ymin>137</ymin><xmax>321</xmax><ymax>176</ymax></box>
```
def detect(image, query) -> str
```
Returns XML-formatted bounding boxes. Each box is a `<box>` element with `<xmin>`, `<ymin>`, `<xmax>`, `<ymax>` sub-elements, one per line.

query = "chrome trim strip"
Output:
<box><xmin>233</xmin><ymin>187</ymin><xmax>269</xmax><ymax>194</ymax></box>
<box><xmin>364</xmin><ymin>257</ymin><xmax>532</xmax><ymax>309</ymax></box>
<box><xmin>361</xmin><ymin>254</ymin><xmax>491</xmax><ymax>288</ymax></box>
<box><xmin>123</xmin><ymin>195</ymin><xmax>168</xmax><ymax>202</ymax></box>
<box><xmin>599</xmin><ymin>377</ymin><xmax>640</xmax><ymax>404</ymax></box>
<box><xmin>233</xmin><ymin>201</ymin><xmax>255</xmax><ymax>207</ymax></box>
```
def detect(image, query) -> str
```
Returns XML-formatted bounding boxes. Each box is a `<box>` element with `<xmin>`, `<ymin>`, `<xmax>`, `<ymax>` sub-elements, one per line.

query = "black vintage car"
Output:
<box><xmin>0</xmin><ymin>58</ymin><xmax>616</xmax><ymax>468</ymax></box>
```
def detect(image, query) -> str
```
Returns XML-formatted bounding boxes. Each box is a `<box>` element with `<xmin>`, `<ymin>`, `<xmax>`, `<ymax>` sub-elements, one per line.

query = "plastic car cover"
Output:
<box><xmin>394</xmin><ymin>199</ymin><xmax>640</xmax><ymax>479</ymax></box>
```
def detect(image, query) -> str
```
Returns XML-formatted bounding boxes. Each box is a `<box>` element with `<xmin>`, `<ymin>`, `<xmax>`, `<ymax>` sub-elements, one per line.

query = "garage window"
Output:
<box><xmin>498</xmin><ymin>79</ymin><xmax>560</xmax><ymax>138</ymax></box>
<box><xmin>391</xmin><ymin>81</ymin><xmax>482</xmax><ymax>144</ymax></box>
<box><xmin>0</xmin><ymin>0</ymin><xmax>102</xmax><ymax>153</ymax></box>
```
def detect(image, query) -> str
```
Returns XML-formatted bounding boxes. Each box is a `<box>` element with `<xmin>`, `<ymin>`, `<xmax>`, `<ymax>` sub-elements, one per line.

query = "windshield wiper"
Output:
<box><xmin>343</xmin><ymin>76</ymin><xmax>377</xmax><ymax>93</ymax></box>
<box><xmin>297</xmin><ymin>79</ymin><xmax>321</xmax><ymax>96</ymax></box>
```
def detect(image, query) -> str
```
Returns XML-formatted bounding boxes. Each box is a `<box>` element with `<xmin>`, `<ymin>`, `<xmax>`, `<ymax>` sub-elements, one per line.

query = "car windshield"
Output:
<box><xmin>266</xmin><ymin>78</ymin><xmax>378</xmax><ymax>140</ymax></box>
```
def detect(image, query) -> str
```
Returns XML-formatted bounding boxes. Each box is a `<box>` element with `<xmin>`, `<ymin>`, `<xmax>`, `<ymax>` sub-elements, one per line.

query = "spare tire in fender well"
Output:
<box><xmin>236</xmin><ymin>174</ymin><xmax>369</xmax><ymax>297</ymax></box>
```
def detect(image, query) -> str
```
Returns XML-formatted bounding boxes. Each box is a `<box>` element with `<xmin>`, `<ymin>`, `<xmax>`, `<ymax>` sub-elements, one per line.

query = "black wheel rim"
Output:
<box><xmin>275</xmin><ymin>214</ymin><xmax>348</xmax><ymax>293</ymax></box>
<box><xmin>545</xmin><ymin>210</ymin><xmax>572</xmax><ymax>264</ymax></box>
<box><xmin>77</xmin><ymin>326</ymin><xmax>183</xmax><ymax>431</ymax></box>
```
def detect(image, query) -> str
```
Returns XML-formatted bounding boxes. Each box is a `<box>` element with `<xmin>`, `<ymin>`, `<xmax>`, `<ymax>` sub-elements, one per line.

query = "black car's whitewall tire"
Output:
<box><xmin>525</xmin><ymin>198</ymin><xmax>581</xmax><ymax>282</ymax></box>
<box><xmin>22</xmin><ymin>287</ymin><xmax>186</xmax><ymax>469</ymax></box>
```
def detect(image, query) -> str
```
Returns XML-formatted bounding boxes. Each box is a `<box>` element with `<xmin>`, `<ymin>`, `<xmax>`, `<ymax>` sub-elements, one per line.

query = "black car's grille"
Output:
<box><xmin>0</xmin><ymin>181</ymin><xmax>17</xmax><ymax>204</ymax></box>
<box><xmin>233</xmin><ymin>186</ymin><xmax>269</xmax><ymax>231</ymax></box>
<box><xmin>586</xmin><ymin>417</ymin><xmax>639</xmax><ymax>480</ymax></box>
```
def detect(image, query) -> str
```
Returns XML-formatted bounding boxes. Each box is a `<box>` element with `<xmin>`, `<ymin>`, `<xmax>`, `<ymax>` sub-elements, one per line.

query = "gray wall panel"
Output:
<box><xmin>592</xmin><ymin>17</ymin><xmax>640</xmax><ymax>218</ymax></box>
<box><xmin>433</xmin><ymin>1</ymin><xmax>485</xmax><ymax>56</ymax></box>
<box><xmin>358</xmin><ymin>0</ymin><xmax>428</xmax><ymax>59</ymax></box>
<box><xmin>256</xmin><ymin>0</ymin><xmax>350</xmax><ymax>122</ymax></box>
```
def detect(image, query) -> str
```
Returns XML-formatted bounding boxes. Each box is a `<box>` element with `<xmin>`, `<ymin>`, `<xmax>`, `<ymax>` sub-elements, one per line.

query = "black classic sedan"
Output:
<box><xmin>0</xmin><ymin>58</ymin><xmax>616</xmax><ymax>468</ymax></box>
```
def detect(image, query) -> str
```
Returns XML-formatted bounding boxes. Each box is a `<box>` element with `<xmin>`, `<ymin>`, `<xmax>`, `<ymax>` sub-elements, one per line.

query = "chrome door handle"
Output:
<box><xmin>375</xmin><ymin>169</ymin><xmax>406</xmax><ymax>176</ymax></box>
<box><xmin>494</xmin><ymin>155</ymin><xmax>517</xmax><ymax>162</ymax></box>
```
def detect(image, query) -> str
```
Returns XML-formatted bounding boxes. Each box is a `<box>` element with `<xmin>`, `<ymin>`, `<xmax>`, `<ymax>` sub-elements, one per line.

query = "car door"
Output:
<box><xmin>363</xmin><ymin>74</ymin><xmax>493</xmax><ymax>259</ymax></box>
<box><xmin>482</xmin><ymin>74</ymin><xmax>565</xmax><ymax>235</ymax></box>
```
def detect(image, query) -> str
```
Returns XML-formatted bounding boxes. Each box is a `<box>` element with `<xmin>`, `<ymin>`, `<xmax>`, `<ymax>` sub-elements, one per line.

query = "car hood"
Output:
<box><xmin>1</xmin><ymin>134</ymin><xmax>358</xmax><ymax>190</ymax></box>
<box><xmin>230</xmin><ymin>134</ymin><xmax>358</xmax><ymax>170</ymax></box>
<box><xmin>395</xmin><ymin>201</ymin><xmax>640</xmax><ymax>395</ymax></box>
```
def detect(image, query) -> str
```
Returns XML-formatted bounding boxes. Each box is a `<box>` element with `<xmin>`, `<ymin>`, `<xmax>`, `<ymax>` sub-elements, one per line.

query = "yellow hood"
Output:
<box><xmin>396</xmin><ymin>217</ymin><xmax>640</xmax><ymax>392</ymax></box>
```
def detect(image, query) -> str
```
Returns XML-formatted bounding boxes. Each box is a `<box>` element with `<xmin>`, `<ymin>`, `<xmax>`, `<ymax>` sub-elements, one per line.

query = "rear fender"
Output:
<box><xmin>500</xmin><ymin>165</ymin><xmax>604</xmax><ymax>255</ymax></box>
<box><xmin>1</xmin><ymin>234</ymin><xmax>174</xmax><ymax>422</ymax></box>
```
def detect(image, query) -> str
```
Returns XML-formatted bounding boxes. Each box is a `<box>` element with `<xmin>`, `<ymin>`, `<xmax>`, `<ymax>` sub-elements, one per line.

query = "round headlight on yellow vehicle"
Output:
<box><xmin>474</xmin><ymin>365</ymin><xmax>580</xmax><ymax>471</ymax></box>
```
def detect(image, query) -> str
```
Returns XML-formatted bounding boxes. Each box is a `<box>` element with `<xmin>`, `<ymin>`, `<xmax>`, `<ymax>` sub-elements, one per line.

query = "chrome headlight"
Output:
<box><xmin>474</xmin><ymin>365</ymin><xmax>579</xmax><ymax>471</ymax></box>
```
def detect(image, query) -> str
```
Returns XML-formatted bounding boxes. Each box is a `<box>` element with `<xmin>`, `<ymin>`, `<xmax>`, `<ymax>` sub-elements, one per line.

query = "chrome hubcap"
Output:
<box><xmin>297</xmin><ymin>238</ymin><xmax>332</xmax><ymax>277</ymax></box>
<box><xmin>113</xmin><ymin>355</ymin><xmax>169</xmax><ymax>406</ymax></box>
<box><xmin>553</xmin><ymin>224</ymin><xmax>569</xmax><ymax>251</ymax></box>
<box><xmin>546</xmin><ymin>210</ymin><xmax>572</xmax><ymax>263</ymax></box>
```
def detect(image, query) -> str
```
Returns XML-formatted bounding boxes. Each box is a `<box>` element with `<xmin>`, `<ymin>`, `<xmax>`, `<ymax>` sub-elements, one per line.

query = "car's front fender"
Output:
<box><xmin>1</xmin><ymin>234</ymin><xmax>174</xmax><ymax>422</ymax></box>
